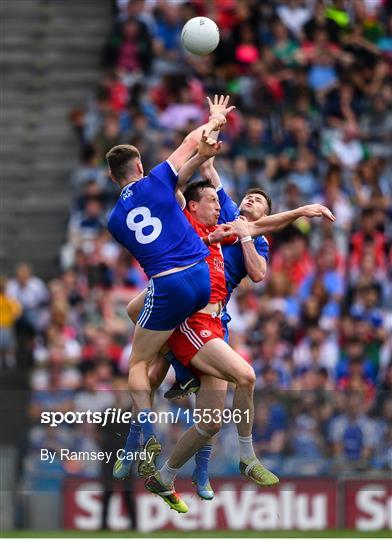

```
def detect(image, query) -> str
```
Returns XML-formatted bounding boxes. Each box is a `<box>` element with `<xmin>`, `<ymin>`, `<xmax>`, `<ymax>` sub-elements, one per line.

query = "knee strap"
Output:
<box><xmin>195</xmin><ymin>423</ymin><xmax>210</xmax><ymax>438</ymax></box>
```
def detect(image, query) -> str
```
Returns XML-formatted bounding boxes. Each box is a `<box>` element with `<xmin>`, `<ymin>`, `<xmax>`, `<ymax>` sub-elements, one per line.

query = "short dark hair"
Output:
<box><xmin>183</xmin><ymin>180</ymin><xmax>215</xmax><ymax>207</ymax></box>
<box><xmin>245</xmin><ymin>188</ymin><xmax>272</xmax><ymax>215</ymax></box>
<box><xmin>105</xmin><ymin>144</ymin><xmax>140</xmax><ymax>183</ymax></box>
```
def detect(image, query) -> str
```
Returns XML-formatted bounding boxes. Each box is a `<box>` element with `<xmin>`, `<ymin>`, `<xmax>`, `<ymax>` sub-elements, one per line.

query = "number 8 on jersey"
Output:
<box><xmin>126</xmin><ymin>206</ymin><xmax>162</xmax><ymax>245</ymax></box>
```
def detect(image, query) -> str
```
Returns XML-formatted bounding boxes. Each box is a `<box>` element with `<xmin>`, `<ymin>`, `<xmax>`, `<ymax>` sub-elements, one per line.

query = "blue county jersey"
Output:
<box><xmin>108</xmin><ymin>161</ymin><xmax>209</xmax><ymax>278</ymax></box>
<box><xmin>217</xmin><ymin>185</ymin><xmax>269</xmax><ymax>297</ymax></box>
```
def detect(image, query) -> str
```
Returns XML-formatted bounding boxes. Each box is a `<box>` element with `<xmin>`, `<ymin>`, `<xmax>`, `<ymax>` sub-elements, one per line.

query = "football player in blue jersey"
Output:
<box><xmin>107</xmin><ymin>95</ymin><xmax>235</xmax><ymax>479</ymax></box>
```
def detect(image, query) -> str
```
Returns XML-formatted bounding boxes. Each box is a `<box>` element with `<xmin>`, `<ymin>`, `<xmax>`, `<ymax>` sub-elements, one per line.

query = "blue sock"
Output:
<box><xmin>194</xmin><ymin>444</ymin><xmax>212</xmax><ymax>485</ymax></box>
<box><xmin>124</xmin><ymin>421</ymin><xmax>142</xmax><ymax>461</ymax></box>
<box><xmin>164</xmin><ymin>351</ymin><xmax>195</xmax><ymax>383</ymax></box>
<box><xmin>138</xmin><ymin>408</ymin><xmax>155</xmax><ymax>440</ymax></box>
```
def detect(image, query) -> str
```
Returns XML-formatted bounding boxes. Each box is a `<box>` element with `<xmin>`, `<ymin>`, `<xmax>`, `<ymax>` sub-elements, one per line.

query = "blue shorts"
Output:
<box><xmin>221</xmin><ymin>309</ymin><xmax>231</xmax><ymax>344</ymax></box>
<box><xmin>137</xmin><ymin>260</ymin><xmax>211</xmax><ymax>331</ymax></box>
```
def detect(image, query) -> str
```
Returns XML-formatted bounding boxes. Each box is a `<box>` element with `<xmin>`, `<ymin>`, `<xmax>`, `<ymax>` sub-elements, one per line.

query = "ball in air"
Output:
<box><xmin>181</xmin><ymin>17</ymin><xmax>220</xmax><ymax>56</ymax></box>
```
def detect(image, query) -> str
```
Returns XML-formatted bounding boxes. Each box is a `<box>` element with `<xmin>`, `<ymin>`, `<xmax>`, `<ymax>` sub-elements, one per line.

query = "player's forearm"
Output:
<box><xmin>184</xmin><ymin>118</ymin><xmax>221</xmax><ymax>149</ymax></box>
<box><xmin>177</xmin><ymin>153</ymin><xmax>209</xmax><ymax>190</ymax></box>
<box><xmin>200</xmin><ymin>159</ymin><xmax>221</xmax><ymax>187</ymax></box>
<box><xmin>247</xmin><ymin>208</ymin><xmax>303</xmax><ymax>237</ymax></box>
<box><xmin>199</xmin><ymin>126</ymin><xmax>220</xmax><ymax>182</ymax></box>
<box><xmin>241</xmin><ymin>240</ymin><xmax>266</xmax><ymax>282</ymax></box>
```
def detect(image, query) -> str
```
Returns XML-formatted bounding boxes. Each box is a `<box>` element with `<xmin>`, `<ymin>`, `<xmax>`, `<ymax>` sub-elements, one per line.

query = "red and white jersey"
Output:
<box><xmin>183</xmin><ymin>208</ymin><xmax>235</xmax><ymax>304</ymax></box>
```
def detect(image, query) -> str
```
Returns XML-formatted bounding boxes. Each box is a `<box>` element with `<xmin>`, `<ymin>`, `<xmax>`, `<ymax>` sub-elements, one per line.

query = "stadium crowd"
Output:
<box><xmin>1</xmin><ymin>0</ymin><xmax>391</xmax><ymax>484</ymax></box>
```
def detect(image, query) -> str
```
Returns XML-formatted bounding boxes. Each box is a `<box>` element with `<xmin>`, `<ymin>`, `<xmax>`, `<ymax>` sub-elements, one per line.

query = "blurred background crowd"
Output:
<box><xmin>1</xmin><ymin>0</ymin><xmax>391</xmax><ymax>486</ymax></box>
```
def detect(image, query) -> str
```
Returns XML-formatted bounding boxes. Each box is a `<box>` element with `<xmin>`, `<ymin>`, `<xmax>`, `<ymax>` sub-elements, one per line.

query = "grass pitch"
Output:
<box><xmin>1</xmin><ymin>530</ymin><xmax>390</xmax><ymax>538</ymax></box>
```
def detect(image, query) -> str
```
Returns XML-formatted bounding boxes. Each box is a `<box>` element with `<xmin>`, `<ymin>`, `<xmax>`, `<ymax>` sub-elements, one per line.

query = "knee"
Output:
<box><xmin>128</xmin><ymin>361</ymin><xmax>148</xmax><ymax>390</ymax></box>
<box><xmin>129</xmin><ymin>349</ymin><xmax>151</xmax><ymax>367</ymax></box>
<box><xmin>236</xmin><ymin>366</ymin><xmax>256</xmax><ymax>388</ymax></box>
<box><xmin>197</xmin><ymin>420</ymin><xmax>222</xmax><ymax>438</ymax></box>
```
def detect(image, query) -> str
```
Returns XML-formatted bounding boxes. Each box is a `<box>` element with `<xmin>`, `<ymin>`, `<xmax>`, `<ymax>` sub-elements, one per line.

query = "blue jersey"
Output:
<box><xmin>217</xmin><ymin>186</ymin><xmax>269</xmax><ymax>298</ymax></box>
<box><xmin>108</xmin><ymin>161</ymin><xmax>209</xmax><ymax>278</ymax></box>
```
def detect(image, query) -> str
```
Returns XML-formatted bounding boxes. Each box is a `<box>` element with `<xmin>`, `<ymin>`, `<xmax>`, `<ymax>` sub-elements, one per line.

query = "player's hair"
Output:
<box><xmin>245</xmin><ymin>188</ymin><xmax>272</xmax><ymax>215</ymax></box>
<box><xmin>184</xmin><ymin>179</ymin><xmax>215</xmax><ymax>207</ymax></box>
<box><xmin>105</xmin><ymin>144</ymin><xmax>140</xmax><ymax>183</ymax></box>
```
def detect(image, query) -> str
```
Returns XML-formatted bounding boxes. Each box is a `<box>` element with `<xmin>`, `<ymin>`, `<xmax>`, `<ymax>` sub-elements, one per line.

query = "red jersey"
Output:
<box><xmin>184</xmin><ymin>208</ymin><xmax>235</xmax><ymax>304</ymax></box>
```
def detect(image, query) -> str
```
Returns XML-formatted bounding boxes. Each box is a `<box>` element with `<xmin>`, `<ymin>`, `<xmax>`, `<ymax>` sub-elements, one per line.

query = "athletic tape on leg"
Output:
<box><xmin>195</xmin><ymin>423</ymin><xmax>211</xmax><ymax>438</ymax></box>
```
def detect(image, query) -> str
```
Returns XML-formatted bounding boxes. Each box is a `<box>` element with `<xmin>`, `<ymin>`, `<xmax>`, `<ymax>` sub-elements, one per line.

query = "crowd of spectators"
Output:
<box><xmin>2</xmin><ymin>0</ymin><xmax>391</xmax><ymax>483</ymax></box>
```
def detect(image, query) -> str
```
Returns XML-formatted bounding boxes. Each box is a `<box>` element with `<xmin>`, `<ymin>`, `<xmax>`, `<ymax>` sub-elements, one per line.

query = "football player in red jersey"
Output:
<box><xmin>143</xmin><ymin>174</ymin><xmax>279</xmax><ymax>513</ymax></box>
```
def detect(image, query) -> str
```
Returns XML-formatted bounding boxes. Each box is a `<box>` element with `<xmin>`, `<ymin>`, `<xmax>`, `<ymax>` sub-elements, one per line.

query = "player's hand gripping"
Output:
<box><xmin>228</xmin><ymin>215</ymin><xmax>251</xmax><ymax>239</ymax></box>
<box><xmin>208</xmin><ymin>223</ymin><xmax>235</xmax><ymax>244</ymax></box>
<box><xmin>207</xmin><ymin>95</ymin><xmax>235</xmax><ymax>128</ymax></box>
<box><xmin>198</xmin><ymin>131</ymin><xmax>222</xmax><ymax>159</ymax></box>
<box><xmin>300</xmin><ymin>204</ymin><xmax>336</xmax><ymax>222</ymax></box>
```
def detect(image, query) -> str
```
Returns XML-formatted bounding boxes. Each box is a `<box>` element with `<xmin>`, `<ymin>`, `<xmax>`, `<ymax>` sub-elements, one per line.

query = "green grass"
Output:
<box><xmin>1</xmin><ymin>531</ymin><xmax>390</xmax><ymax>538</ymax></box>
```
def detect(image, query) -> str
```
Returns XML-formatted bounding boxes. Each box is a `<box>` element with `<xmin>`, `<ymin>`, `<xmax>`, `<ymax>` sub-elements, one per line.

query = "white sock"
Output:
<box><xmin>238</xmin><ymin>435</ymin><xmax>256</xmax><ymax>462</ymax></box>
<box><xmin>159</xmin><ymin>460</ymin><xmax>179</xmax><ymax>486</ymax></box>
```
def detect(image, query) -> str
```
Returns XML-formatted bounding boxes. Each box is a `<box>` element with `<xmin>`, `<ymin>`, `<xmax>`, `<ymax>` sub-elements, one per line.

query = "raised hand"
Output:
<box><xmin>207</xmin><ymin>95</ymin><xmax>236</xmax><ymax>126</ymax></box>
<box><xmin>300</xmin><ymin>204</ymin><xmax>336</xmax><ymax>222</ymax></box>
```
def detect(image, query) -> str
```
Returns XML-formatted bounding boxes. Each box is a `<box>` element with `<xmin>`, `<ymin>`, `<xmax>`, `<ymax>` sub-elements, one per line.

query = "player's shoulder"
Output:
<box><xmin>107</xmin><ymin>206</ymin><xmax>118</xmax><ymax>232</ymax></box>
<box><xmin>148</xmin><ymin>160</ymin><xmax>177</xmax><ymax>179</ymax></box>
<box><xmin>255</xmin><ymin>234</ymin><xmax>269</xmax><ymax>246</ymax></box>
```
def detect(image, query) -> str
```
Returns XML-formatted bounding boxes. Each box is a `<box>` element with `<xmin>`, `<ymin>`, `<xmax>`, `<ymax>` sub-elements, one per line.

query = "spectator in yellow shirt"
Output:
<box><xmin>0</xmin><ymin>276</ymin><xmax>22</xmax><ymax>368</ymax></box>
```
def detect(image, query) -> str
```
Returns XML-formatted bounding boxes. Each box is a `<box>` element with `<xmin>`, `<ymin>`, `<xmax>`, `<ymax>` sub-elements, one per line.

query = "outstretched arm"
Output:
<box><xmin>176</xmin><ymin>132</ymin><xmax>222</xmax><ymax>190</ymax></box>
<box><xmin>200</xmin><ymin>157</ymin><xmax>221</xmax><ymax>188</ymax></box>
<box><xmin>168</xmin><ymin>95</ymin><xmax>234</xmax><ymax>173</ymax></box>
<box><xmin>232</xmin><ymin>217</ymin><xmax>267</xmax><ymax>282</ymax></box>
<box><xmin>199</xmin><ymin>95</ymin><xmax>228</xmax><ymax>188</ymax></box>
<box><xmin>231</xmin><ymin>205</ymin><xmax>336</xmax><ymax>238</ymax></box>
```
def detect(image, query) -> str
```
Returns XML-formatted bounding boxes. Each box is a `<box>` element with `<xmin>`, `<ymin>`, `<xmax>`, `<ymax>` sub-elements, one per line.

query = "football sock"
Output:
<box><xmin>123</xmin><ymin>421</ymin><xmax>142</xmax><ymax>461</ymax></box>
<box><xmin>159</xmin><ymin>460</ymin><xmax>179</xmax><ymax>486</ymax></box>
<box><xmin>194</xmin><ymin>444</ymin><xmax>212</xmax><ymax>485</ymax></box>
<box><xmin>137</xmin><ymin>409</ymin><xmax>155</xmax><ymax>440</ymax></box>
<box><xmin>164</xmin><ymin>350</ymin><xmax>195</xmax><ymax>383</ymax></box>
<box><xmin>238</xmin><ymin>435</ymin><xmax>257</xmax><ymax>462</ymax></box>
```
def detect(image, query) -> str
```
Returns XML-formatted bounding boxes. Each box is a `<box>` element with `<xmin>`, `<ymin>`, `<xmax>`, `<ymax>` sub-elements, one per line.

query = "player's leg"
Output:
<box><xmin>127</xmin><ymin>276</ymin><xmax>204</xmax><ymax>399</ymax></box>
<box><xmin>191</xmin><ymin>339</ymin><xmax>279</xmax><ymax>487</ymax></box>
<box><xmin>166</xmin><ymin>316</ymin><xmax>256</xmax><ymax>464</ymax></box>
<box><xmin>148</xmin><ymin>353</ymin><xmax>170</xmax><ymax>395</ymax></box>
<box><xmin>190</xmin><ymin>338</ymin><xmax>255</xmax><ymax>439</ymax></box>
<box><xmin>127</xmin><ymin>324</ymin><xmax>173</xmax><ymax>474</ymax></box>
<box><xmin>192</xmin><ymin>439</ymin><xmax>214</xmax><ymax>500</ymax></box>
<box><xmin>114</xmin><ymin>353</ymin><xmax>171</xmax><ymax>480</ymax></box>
<box><xmin>145</xmin><ymin>374</ymin><xmax>227</xmax><ymax>512</ymax></box>
<box><xmin>127</xmin><ymin>292</ymin><xmax>191</xmax><ymax>392</ymax></box>
<box><xmin>117</xmin><ymin>293</ymin><xmax>192</xmax><ymax>480</ymax></box>
<box><xmin>129</xmin><ymin>261</ymin><xmax>211</xmax><ymax>475</ymax></box>
<box><xmin>193</xmin><ymin>314</ymin><xmax>230</xmax><ymax>498</ymax></box>
<box><xmin>114</xmin><ymin>282</ymin><xmax>174</xmax><ymax>481</ymax></box>
<box><xmin>163</xmin><ymin>349</ymin><xmax>200</xmax><ymax>399</ymax></box>
<box><xmin>126</xmin><ymin>289</ymin><xmax>147</xmax><ymax>321</ymax></box>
